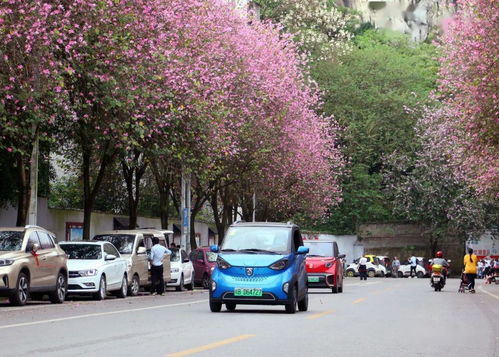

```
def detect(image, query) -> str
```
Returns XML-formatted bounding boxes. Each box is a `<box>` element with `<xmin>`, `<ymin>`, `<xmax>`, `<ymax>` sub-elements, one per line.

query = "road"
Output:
<box><xmin>1</xmin><ymin>278</ymin><xmax>498</xmax><ymax>357</ymax></box>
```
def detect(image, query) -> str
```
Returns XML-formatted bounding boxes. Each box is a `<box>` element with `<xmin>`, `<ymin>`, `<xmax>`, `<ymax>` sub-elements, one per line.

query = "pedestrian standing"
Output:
<box><xmin>409</xmin><ymin>255</ymin><xmax>418</xmax><ymax>278</ymax></box>
<box><xmin>358</xmin><ymin>256</ymin><xmax>368</xmax><ymax>281</ymax></box>
<box><xmin>392</xmin><ymin>257</ymin><xmax>400</xmax><ymax>278</ymax></box>
<box><xmin>463</xmin><ymin>248</ymin><xmax>478</xmax><ymax>293</ymax></box>
<box><xmin>149</xmin><ymin>237</ymin><xmax>171</xmax><ymax>296</ymax></box>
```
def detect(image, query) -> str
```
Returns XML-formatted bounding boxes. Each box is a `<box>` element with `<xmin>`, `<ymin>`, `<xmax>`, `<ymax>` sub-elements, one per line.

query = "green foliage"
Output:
<box><xmin>306</xmin><ymin>29</ymin><xmax>438</xmax><ymax>234</ymax></box>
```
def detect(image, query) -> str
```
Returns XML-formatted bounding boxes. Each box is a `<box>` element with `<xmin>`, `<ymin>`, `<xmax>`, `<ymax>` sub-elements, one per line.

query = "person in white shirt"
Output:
<box><xmin>409</xmin><ymin>256</ymin><xmax>418</xmax><ymax>278</ymax></box>
<box><xmin>148</xmin><ymin>237</ymin><xmax>171</xmax><ymax>296</ymax></box>
<box><xmin>358</xmin><ymin>256</ymin><xmax>368</xmax><ymax>281</ymax></box>
<box><xmin>392</xmin><ymin>257</ymin><xmax>400</xmax><ymax>278</ymax></box>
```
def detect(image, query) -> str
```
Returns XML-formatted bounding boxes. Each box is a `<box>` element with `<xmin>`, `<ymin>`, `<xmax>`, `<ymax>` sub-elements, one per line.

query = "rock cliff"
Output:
<box><xmin>337</xmin><ymin>0</ymin><xmax>457</xmax><ymax>41</ymax></box>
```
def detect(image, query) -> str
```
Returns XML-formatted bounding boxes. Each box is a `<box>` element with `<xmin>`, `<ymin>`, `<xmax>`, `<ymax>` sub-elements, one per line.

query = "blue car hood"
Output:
<box><xmin>220</xmin><ymin>253</ymin><xmax>288</xmax><ymax>267</ymax></box>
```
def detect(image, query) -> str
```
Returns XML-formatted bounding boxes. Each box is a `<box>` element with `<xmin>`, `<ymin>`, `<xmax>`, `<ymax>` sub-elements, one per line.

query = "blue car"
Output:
<box><xmin>209</xmin><ymin>222</ymin><xmax>309</xmax><ymax>313</ymax></box>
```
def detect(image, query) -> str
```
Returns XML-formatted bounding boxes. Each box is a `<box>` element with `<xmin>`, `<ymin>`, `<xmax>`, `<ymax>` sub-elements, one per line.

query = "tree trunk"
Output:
<box><xmin>15</xmin><ymin>155</ymin><xmax>29</xmax><ymax>227</ymax></box>
<box><xmin>81</xmin><ymin>139</ymin><xmax>115</xmax><ymax>240</ymax></box>
<box><xmin>122</xmin><ymin>152</ymin><xmax>147</xmax><ymax>229</ymax></box>
<box><xmin>151</xmin><ymin>159</ymin><xmax>171</xmax><ymax>229</ymax></box>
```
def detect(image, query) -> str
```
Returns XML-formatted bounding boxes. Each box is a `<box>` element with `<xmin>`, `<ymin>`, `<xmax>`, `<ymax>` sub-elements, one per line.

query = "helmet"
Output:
<box><xmin>436</xmin><ymin>251</ymin><xmax>443</xmax><ymax>258</ymax></box>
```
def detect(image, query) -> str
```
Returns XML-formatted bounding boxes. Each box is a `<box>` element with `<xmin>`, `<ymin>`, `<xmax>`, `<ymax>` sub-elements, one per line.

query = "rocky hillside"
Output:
<box><xmin>337</xmin><ymin>0</ymin><xmax>457</xmax><ymax>41</ymax></box>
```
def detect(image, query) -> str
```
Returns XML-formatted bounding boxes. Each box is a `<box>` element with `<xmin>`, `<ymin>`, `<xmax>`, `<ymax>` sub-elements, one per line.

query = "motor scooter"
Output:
<box><xmin>430</xmin><ymin>264</ymin><xmax>446</xmax><ymax>291</ymax></box>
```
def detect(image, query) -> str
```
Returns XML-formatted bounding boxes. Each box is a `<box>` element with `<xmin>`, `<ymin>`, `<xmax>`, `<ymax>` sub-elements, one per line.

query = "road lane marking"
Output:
<box><xmin>0</xmin><ymin>299</ymin><xmax>207</xmax><ymax>330</ymax></box>
<box><xmin>478</xmin><ymin>286</ymin><xmax>499</xmax><ymax>301</ymax></box>
<box><xmin>352</xmin><ymin>298</ymin><xmax>366</xmax><ymax>304</ymax></box>
<box><xmin>167</xmin><ymin>334</ymin><xmax>256</xmax><ymax>357</ymax></box>
<box><xmin>306</xmin><ymin>310</ymin><xmax>335</xmax><ymax>320</ymax></box>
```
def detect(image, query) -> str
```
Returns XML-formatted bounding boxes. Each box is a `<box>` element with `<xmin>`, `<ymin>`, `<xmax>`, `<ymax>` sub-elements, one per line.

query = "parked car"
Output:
<box><xmin>92</xmin><ymin>230</ymin><xmax>171</xmax><ymax>295</ymax></box>
<box><xmin>377</xmin><ymin>256</ymin><xmax>392</xmax><ymax>277</ymax></box>
<box><xmin>190</xmin><ymin>247</ymin><xmax>217</xmax><ymax>289</ymax></box>
<box><xmin>0</xmin><ymin>226</ymin><xmax>68</xmax><ymax>306</ymax></box>
<box><xmin>167</xmin><ymin>248</ymin><xmax>194</xmax><ymax>291</ymax></box>
<box><xmin>209</xmin><ymin>222</ymin><xmax>309</xmax><ymax>313</ymax></box>
<box><xmin>60</xmin><ymin>241</ymin><xmax>128</xmax><ymax>299</ymax></box>
<box><xmin>397</xmin><ymin>261</ymin><xmax>426</xmax><ymax>278</ymax></box>
<box><xmin>345</xmin><ymin>261</ymin><xmax>378</xmax><ymax>278</ymax></box>
<box><xmin>303</xmin><ymin>238</ymin><xmax>345</xmax><ymax>293</ymax></box>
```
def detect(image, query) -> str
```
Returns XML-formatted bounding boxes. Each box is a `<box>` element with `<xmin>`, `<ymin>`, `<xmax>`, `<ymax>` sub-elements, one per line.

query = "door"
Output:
<box><xmin>191</xmin><ymin>250</ymin><xmax>204</xmax><ymax>282</ymax></box>
<box><xmin>103</xmin><ymin>243</ymin><xmax>121</xmax><ymax>288</ymax></box>
<box><xmin>25</xmin><ymin>232</ymin><xmax>44</xmax><ymax>288</ymax></box>
<box><xmin>36</xmin><ymin>231</ymin><xmax>60</xmax><ymax>288</ymax></box>
<box><xmin>133</xmin><ymin>236</ymin><xmax>149</xmax><ymax>286</ymax></box>
<box><xmin>181</xmin><ymin>250</ymin><xmax>193</xmax><ymax>283</ymax></box>
<box><xmin>293</xmin><ymin>229</ymin><xmax>307</xmax><ymax>296</ymax></box>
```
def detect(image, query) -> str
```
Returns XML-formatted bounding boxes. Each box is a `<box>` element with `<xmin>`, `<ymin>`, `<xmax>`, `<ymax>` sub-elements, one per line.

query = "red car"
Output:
<box><xmin>304</xmin><ymin>238</ymin><xmax>345</xmax><ymax>293</ymax></box>
<box><xmin>189</xmin><ymin>247</ymin><xmax>218</xmax><ymax>289</ymax></box>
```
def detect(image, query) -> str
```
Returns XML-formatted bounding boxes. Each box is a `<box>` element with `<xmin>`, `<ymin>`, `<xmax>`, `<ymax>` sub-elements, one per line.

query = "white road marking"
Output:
<box><xmin>478</xmin><ymin>286</ymin><xmax>499</xmax><ymax>301</ymax></box>
<box><xmin>0</xmin><ymin>299</ymin><xmax>207</xmax><ymax>330</ymax></box>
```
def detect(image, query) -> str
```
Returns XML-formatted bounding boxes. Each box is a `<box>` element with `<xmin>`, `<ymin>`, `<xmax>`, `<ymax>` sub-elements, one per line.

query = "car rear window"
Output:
<box><xmin>0</xmin><ymin>231</ymin><xmax>23</xmax><ymax>251</ymax></box>
<box><xmin>60</xmin><ymin>244</ymin><xmax>102</xmax><ymax>260</ymax></box>
<box><xmin>93</xmin><ymin>234</ymin><xmax>135</xmax><ymax>254</ymax></box>
<box><xmin>304</xmin><ymin>242</ymin><xmax>334</xmax><ymax>257</ymax></box>
<box><xmin>206</xmin><ymin>251</ymin><xmax>218</xmax><ymax>262</ymax></box>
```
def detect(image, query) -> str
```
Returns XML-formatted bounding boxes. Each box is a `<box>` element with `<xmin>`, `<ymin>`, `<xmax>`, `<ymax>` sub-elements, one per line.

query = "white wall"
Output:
<box><xmin>0</xmin><ymin>199</ymin><xmax>215</xmax><ymax>249</ymax></box>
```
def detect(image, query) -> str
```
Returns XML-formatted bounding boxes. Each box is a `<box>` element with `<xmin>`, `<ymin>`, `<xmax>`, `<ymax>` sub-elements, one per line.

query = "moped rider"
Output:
<box><xmin>432</xmin><ymin>251</ymin><xmax>449</xmax><ymax>282</ymax></box>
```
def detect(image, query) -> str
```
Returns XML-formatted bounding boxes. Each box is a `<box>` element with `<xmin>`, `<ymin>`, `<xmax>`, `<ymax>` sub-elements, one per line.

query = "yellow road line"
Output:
<box><xmin>353</xmin><ymin>298</ymin><xmax>366</xmax><ymax>304</ymax></box>
<box><xmin>478</xmin><ymin>286</ymin><xmax>499</xmax><ymax>301</ymax></box>
<box><xmin>167</xmin><ymin>334</ymin><xmax>256</xmax><ymax>357</ymax></box>
<box><xmin>306</xmin><ymin>310</ymin><xmax>335</xmax><ymax>320</ymax></box>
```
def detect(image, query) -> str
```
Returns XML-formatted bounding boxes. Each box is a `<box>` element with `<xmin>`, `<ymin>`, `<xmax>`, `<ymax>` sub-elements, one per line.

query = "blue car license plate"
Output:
<box><xmin>234</xmin><ymin>288</ymin><xmax>262</xmax><ymax>297</ymax></box>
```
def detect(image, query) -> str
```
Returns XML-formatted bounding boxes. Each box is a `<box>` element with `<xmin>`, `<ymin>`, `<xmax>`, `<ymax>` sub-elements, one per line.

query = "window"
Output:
<box><xmin>26</xmin><ymin>231</ymin><xmax>41</xmax><ymax>252</ymax></box>
<box><xmin>93</xmin><ymin>234</ymin><xmax>135</xmax><ymax>254</ymax></box>
<box><xmin>189</xmin><ymin>251</ymin><xmax>196</xmax><ymax>261</ymax></box>
<box><xmin>198</xmin><ymin>251</ymin><xmax>205</xmax><ymax>261</ymax></box>
<box><xmin>292</xmin><ymin>230</ymin><xmax>303</xmax><ymax>253</ymax></box>
<box><xmin>37</xmin><ymin>231</ymin><xmax>55</xmax><ymax>249</ymax></box>
<box><xmin>0</xmin><ymin>231</ymin><xmax>23</xmax><ymax>251</ymax></box>
<box><xmin>104</xmin><ymin>243</ymin><xmax>120</xmax><ymax>257</ymax></box>
<box><xmin>181</xmin><ymin>250</ymin><xmax>188</xmax><ymax>262</ymax></box>
<box><xmin>60</xmin><ymin>244</ymin><xmax>102</xmax><ymax>260</ymax></box>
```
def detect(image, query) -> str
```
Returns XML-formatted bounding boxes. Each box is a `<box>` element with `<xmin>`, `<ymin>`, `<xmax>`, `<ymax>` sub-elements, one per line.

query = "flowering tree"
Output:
<box><xmin>438</xmin><ymin>0</ymin><xmax>499</xmax><ymax>196</ymax></box>
<box><xmin>259</xmin><ymin>0</ymin><xmax>356</xmax><ymax>61</ymax></box>
<box><xmin>384</xmin><ymin>106</ymin><xmax>496</xmax><ymax>251</ymax></box>
<box><xmin>0</xmin><ymin>1</ymin><xmax>63</xmax><ymax>225</ymax></box>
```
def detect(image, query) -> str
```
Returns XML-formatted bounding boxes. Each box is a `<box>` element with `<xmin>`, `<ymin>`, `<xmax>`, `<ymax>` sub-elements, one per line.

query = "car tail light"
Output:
<box><xmin>216</xmin><ymin>256</ymin><xmax>231</xmax><ymax>270</ymax></box>
<box><xmin>269</xmin><ymin>259</ymin><xmax>288</xmax><ymax>270</ymax></box>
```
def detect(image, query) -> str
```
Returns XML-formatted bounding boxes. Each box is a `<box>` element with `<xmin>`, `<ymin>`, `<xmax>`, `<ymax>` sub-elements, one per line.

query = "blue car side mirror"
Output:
<box><xmin>297</xmin><ymin>246</ymin><xmax>309</xmax><ymax>254</ymax></box>
<box><xmin>210</xmin><ymin>245</ymin><xmax>220</xmax><ymax>253</ymax></box>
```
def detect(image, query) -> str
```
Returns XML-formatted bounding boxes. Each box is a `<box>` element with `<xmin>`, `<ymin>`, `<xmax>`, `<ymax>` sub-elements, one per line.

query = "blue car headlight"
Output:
<box><xmin>216</xmin><ymin>256</ymin><xmax>231</xmax><ymax>270</ymax></box>
<box><xmin>269</xmin><ymin>259</ymin><xmax>288</xmax><ymax>270</ymax></box>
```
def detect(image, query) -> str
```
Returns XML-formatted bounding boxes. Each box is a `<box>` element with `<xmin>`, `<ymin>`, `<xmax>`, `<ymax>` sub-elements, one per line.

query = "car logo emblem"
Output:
<box><xmin>245</xmin><ymin>267</ymin><xmax>253</xmax><ymax>276</ymax></box>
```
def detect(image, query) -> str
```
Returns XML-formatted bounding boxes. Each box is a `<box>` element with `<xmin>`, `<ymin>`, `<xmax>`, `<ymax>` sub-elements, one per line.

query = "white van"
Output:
<box><xmin>93</xmin><ymin>230</ymin><xmax>172</xmax><ymax>295</ymax></box>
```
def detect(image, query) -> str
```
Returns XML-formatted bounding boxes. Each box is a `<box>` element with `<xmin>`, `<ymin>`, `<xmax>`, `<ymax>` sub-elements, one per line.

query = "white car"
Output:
<box><xmin>59</xmin><ymin>241</ymin><xmax>128</xmax><ymax>300</ymax></box>
<box><xmin>346</xmin><ymin>261</ymin><xmax>382</xmax><ymax>278</ymax></box>
<box><xmin>397</xmin><ymin>263</ymin><xmax>426</xmax><ymax>278</ymax></box>
<box><xmin>167</xmin><ymin>248</ymin><xmax>194</xmax><ymax>291</ymax></box>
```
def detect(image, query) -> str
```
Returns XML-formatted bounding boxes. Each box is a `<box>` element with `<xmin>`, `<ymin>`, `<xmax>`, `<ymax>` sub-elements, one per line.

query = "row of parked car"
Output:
<box><xmin>0</xmin><ymin>225</ymin><xmax>218</xmax><ymax>306</ymax></box>
<box><xmin>345</xmin><ymin>255</ymin><xmax>428</xmax><ymax>278</ymax></box>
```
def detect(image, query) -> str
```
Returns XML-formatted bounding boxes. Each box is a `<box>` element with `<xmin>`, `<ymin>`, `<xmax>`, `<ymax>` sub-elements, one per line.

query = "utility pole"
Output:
<box><xmin>252</xmin><ymin>191</ymin><xmax>256</xmax><ymax>222</ymax></box>
<box><xmin>180</xmin><ymin>169</ymin><xmax>191</xmax><ymax>252</ymax></box>
<box><xmin>27</xmin><ymin>134</ymin><xmax>39</xmax><ymax>225</ymax></box>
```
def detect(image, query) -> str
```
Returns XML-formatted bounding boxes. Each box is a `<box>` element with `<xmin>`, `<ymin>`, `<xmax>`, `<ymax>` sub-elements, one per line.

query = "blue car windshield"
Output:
<box><xmin>222</xmin><ymin>227</ymin><xmax>290</xmax><ymax>254</ymax></box>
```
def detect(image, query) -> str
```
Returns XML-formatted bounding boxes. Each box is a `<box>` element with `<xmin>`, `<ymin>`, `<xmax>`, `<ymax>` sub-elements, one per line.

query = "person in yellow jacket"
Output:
<box><xmin>464</xmin><ymin>248</ymin><xmax>478</xmax><ymax>293</ymax></box>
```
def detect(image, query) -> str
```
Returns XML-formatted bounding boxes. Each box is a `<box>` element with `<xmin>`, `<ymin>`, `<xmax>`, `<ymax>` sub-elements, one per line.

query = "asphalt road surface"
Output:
<box><xmin>1</xmin><ymin>278</ymin><xmax>498</xmax><ymax>357</ymax></box>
